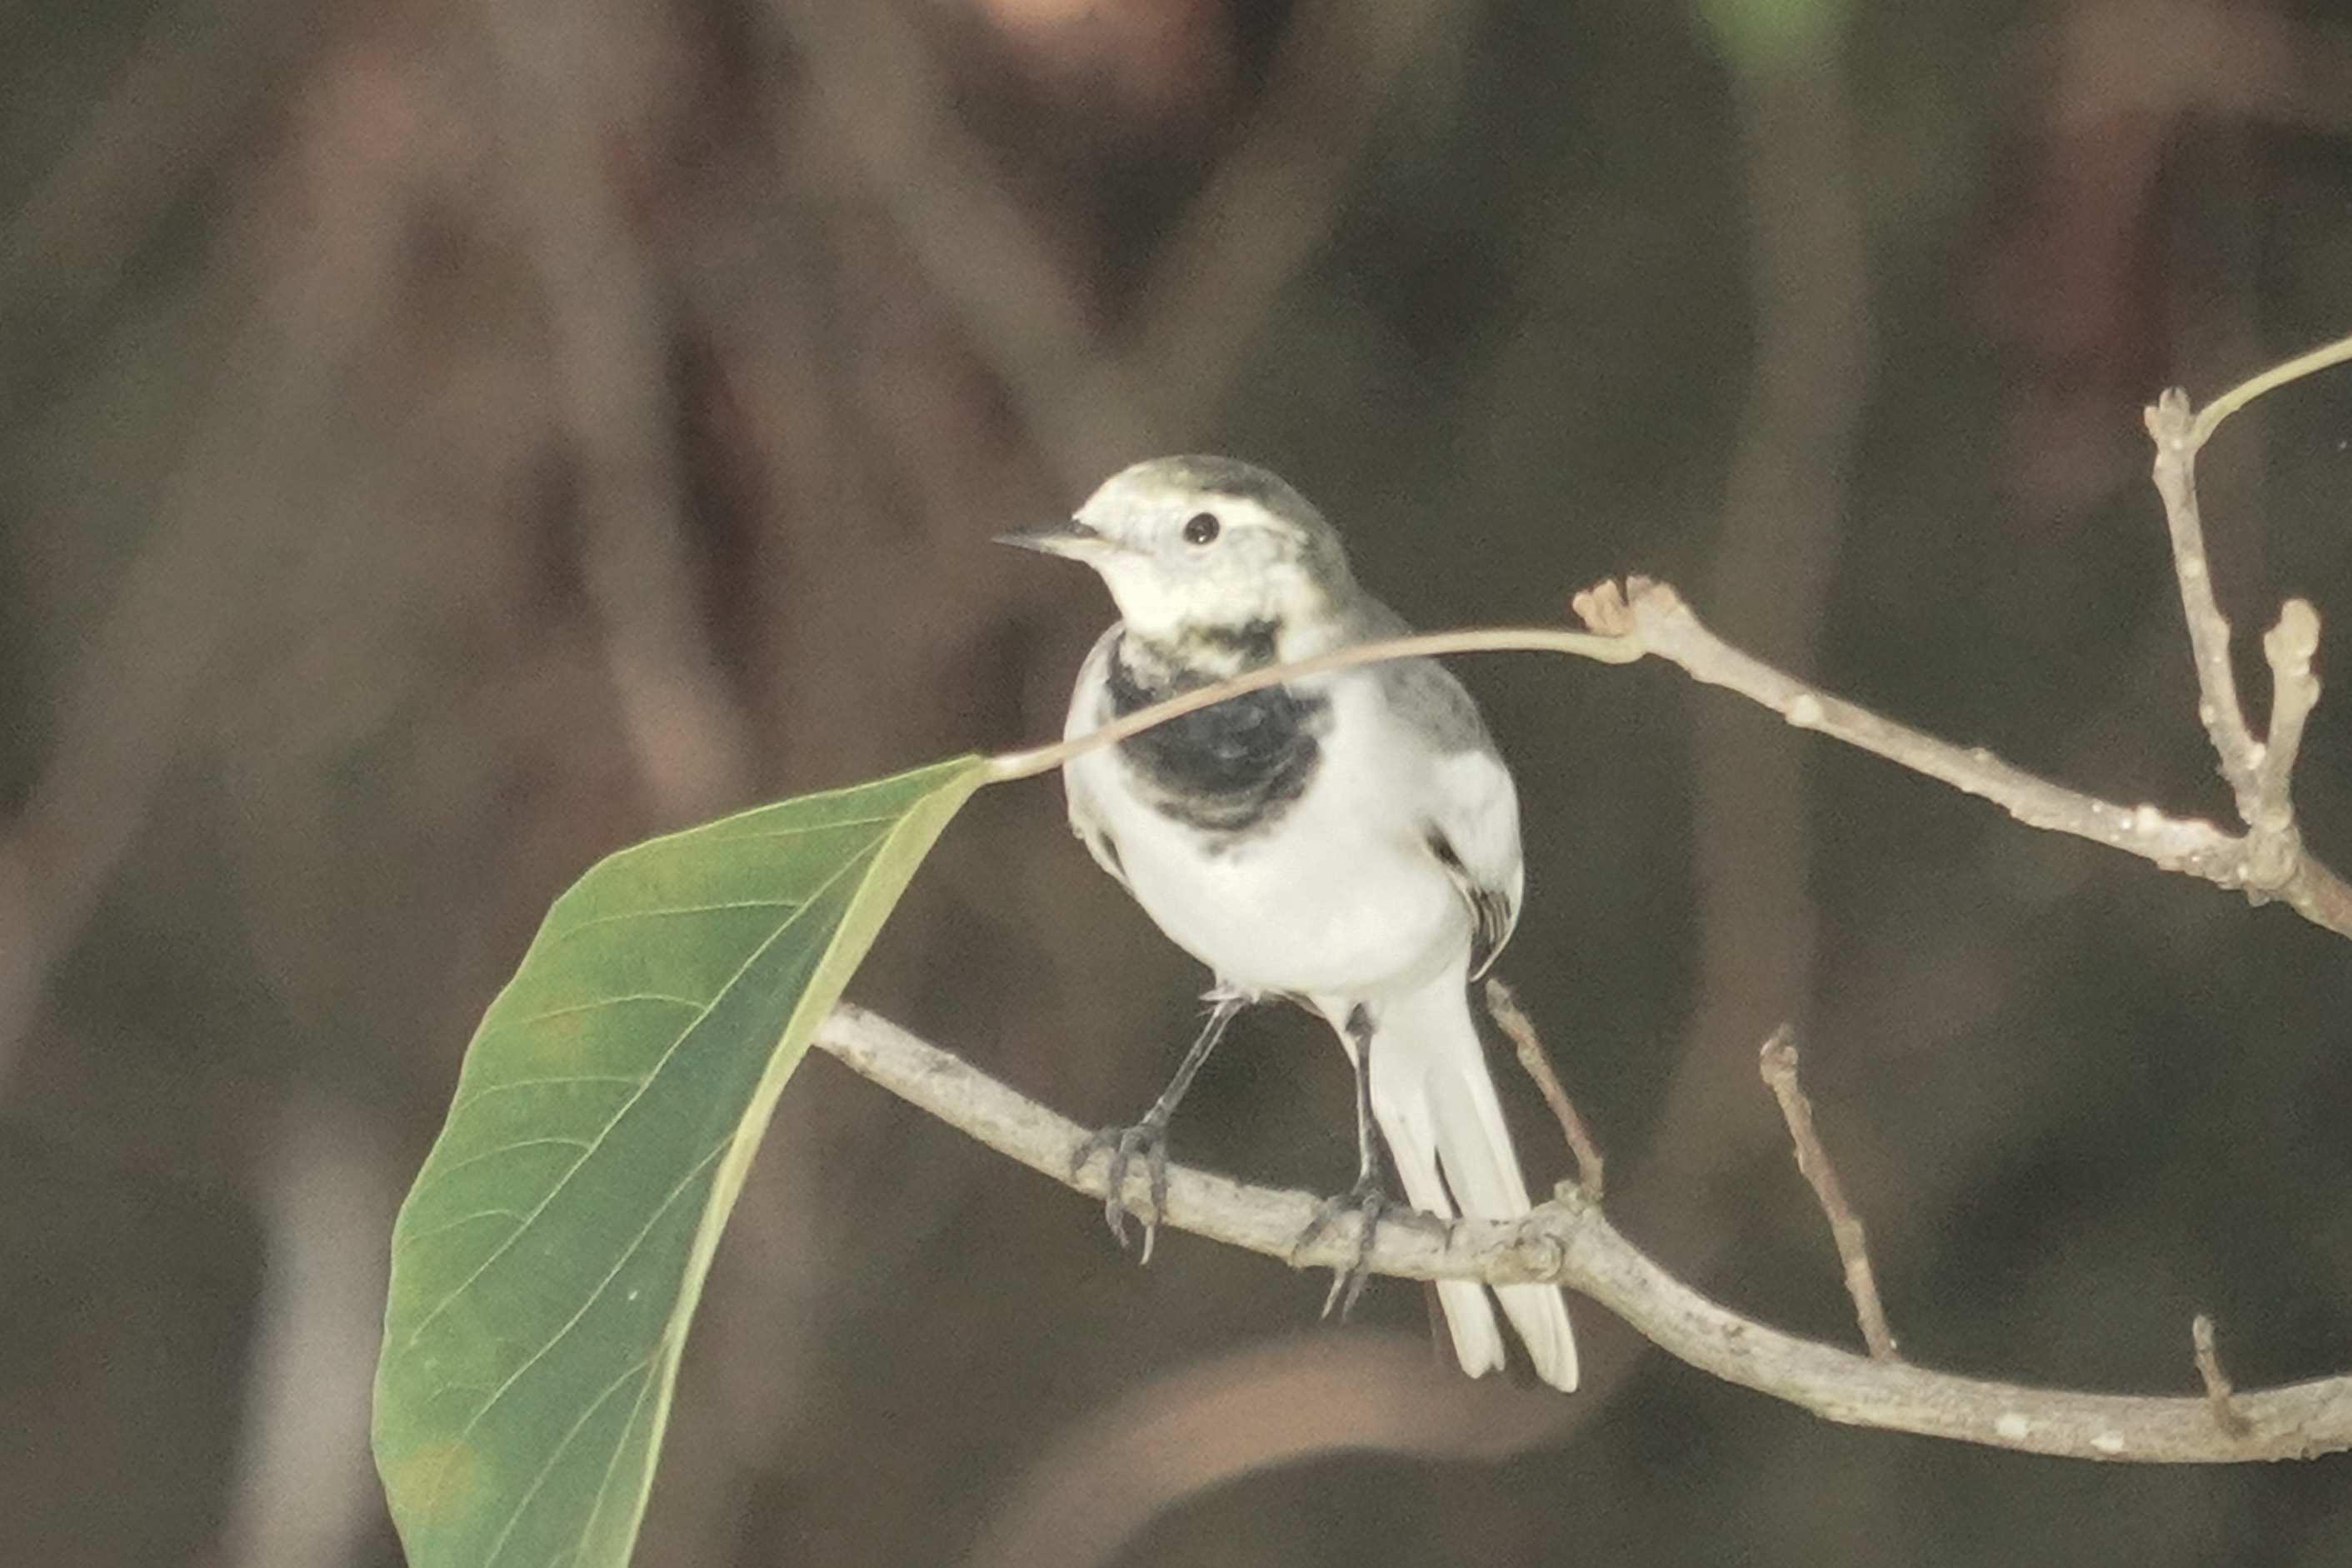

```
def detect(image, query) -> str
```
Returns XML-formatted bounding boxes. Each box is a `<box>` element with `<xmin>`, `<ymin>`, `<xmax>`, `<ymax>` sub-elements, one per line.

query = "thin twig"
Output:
<box><xmin>1576</xmin><ymin>577</ymin><xmax>2352</xmax><ymax>941</ymax></box>
<box><xmin>1600</xmin><ymin>577</ymin><xmax>2237</xmax><ymax>872</ymax></box>
<box><xmin>814</xmin><ymin>1002</ymin><xmax>2352</xmax><ymax>1462</ymax></box>
<box><xmin>2191</xmin><ymin>1314</ymin><xmax>2254</xmax><ymax>1438</ymax></box>
<box><xmin>2249</xmin><ymin>599</ymin><xmax>2323</xmax><ymax>883</ymax></box>
<box><xmin>2257</xmin><ymin>602</ymin><xmax>2324</xmax><ymax>807</ymax></box>
<box><xmin>992</xmin><ymin>579</ymin><xmax>2352</xmax><ymax>939</ymax></box>
<box><xmin>2142</xmin><ymin>390</ymin><xmax>2352</xmax><ymax>931</ymax></box>
<box><xmin>1482</xmin><ymin>978</ymin><xmax>1604</xmax><ymax>1199</ymax></box>
<box><xmin>2145</xmin><ymin>392</ymin><xmax>2260</xmax><ymax>806</ymax></box>
<box><xmin>2189</xmin><ymin>330</ymin><xmax>2352</xmax><ymax>450</ymax></box>
<box><xmin>1759</xmin><ymin>1030</ymin><xmax>1898</xmax><ymax>1361</ymax></box>
<box><xmin>985</xmin><ymin>623</ymin><xmax>1640</xmax><ymax>783</ymax></box>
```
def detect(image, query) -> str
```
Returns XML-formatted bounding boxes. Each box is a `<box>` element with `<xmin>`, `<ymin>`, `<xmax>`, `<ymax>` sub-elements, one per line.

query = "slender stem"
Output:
<box><xmin>984</xmin><ymin>625</ymin><xmax>1640</xmax><ymax>783</ymax></box>
<box><xmin>990</xmin><ymin>577</ymin><xmax>2352</xmax><ymax>941</ymax></box>
<box><xmin>2145</xmin><ymin>392</ymin><xmax>2257</xmax><ymax>804</ymax></box>
<box><xmin>2189</xmin><ymin>330</ymin><xmax>2352</xmax><ymax>451</ymax></box>
<box><xmin>1760</xmin><ymin>1030</ymin><xmax>1898</xmax><ymax>1361</ymax></box>
<box><xmin>2191</xmin><ymin>1313</ymin><xmax>2252</xmax><ymax>1438</ymax></box>
<box><xmin>1484</xmin><ymin>979</ymin><xmax>1605</xmax><ymax>1199</ymax></box>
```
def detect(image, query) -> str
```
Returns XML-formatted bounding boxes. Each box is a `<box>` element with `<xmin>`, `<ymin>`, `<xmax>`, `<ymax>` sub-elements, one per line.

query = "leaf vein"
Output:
<box><xmin>397</xmin><ymin>839</ymin><xmax>876</xmax><ymax>1350</ymax></box>
<box><xmin>458</xmin><ymin>1136</ymin><xmax>728</xmax><ymax>1444</ymax></box>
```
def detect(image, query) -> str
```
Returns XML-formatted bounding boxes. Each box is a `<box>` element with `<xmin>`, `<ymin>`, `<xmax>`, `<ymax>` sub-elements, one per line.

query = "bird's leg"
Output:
<box><xmin>1076</xmin><ymin>987</ymin><xmax>1247</xmax><ymax>1263</ymax></box>
<box><xmin>1299</xmin><ymin>1003</ymin><xmax>1394</xmax><ymax>1321</ymax></box>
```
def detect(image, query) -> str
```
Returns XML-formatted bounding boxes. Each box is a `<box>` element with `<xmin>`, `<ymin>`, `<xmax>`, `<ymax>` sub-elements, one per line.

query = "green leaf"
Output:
<box><xmin>372</xmin><ymin>756</ymin><xmax>990</xmax><ymax>1568</ymax></box>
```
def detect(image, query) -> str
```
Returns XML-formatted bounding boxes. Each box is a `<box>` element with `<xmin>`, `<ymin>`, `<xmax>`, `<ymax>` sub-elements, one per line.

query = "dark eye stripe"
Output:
<box><xmin>1182</xmin><ymin>512</ymin><xmax>1221</xmax><ymax>545</ymax></box>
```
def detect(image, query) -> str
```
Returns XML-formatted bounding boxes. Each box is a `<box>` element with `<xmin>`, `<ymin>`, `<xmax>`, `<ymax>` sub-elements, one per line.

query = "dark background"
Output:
<box><xmin>8</xmin><ymin>0</ymin><xmax>2352</xmax><ymax>1563</ymax></box>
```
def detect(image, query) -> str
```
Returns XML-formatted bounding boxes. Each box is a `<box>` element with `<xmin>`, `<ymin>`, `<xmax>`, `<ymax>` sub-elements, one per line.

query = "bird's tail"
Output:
<box><xmin>1360</xmin><ymin>966</ymin><xmax>1579</xmax><ymax>1392</ymax></box>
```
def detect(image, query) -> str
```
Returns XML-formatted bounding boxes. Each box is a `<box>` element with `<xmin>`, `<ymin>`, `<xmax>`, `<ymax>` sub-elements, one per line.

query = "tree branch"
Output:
<box><xmin>812</xmin><ymin>1002</ymin><xmax>2352</xmax><ymax>1463</ymax></box>
<box><xmin>1570</xmin><ymin>577</ymin><xmax>2352</xmax><ymax>941</ymax></box>
<box><xmin>990</xmin><ymin>553</ymin><xmax>2351</xmax><ymax>949</ymax></box>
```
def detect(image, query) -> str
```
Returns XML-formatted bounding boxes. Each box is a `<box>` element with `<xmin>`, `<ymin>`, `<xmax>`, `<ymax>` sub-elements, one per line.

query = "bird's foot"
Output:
<box><xmin>1073</xmin><ymin>1117</ymin><xmax>1173</xmax><ymax>1264</ymax></box>
<box><xmin>1297</xmin><ymin>1179</ymin><xmax>1397</xmax><ymax>1323</ymax></box>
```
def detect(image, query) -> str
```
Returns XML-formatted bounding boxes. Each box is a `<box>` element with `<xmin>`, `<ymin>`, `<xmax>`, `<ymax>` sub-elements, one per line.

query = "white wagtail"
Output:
<box><xmin>1002</xmin><ymin>455</ymin><xmax>1578</xmax><ymax>1392</ymax></box>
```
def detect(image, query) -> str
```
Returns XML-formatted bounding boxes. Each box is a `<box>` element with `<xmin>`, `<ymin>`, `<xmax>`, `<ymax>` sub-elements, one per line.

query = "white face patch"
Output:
<box><xmin>1095</xmin><ymin>552</ymin><xmax>1208</xmax><ymax>643</ymax></box>
<box><xmin>1076</xmin><ymin>474</ymin><xmax>1341</xmax><ymax>654</ymax></box>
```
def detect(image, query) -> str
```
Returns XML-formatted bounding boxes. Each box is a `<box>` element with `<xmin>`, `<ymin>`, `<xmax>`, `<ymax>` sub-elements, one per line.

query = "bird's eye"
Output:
<box><xmin>1181</xmin><ymin>512</ymin><xmax>1221</xmax><ymax>545</ymax></box>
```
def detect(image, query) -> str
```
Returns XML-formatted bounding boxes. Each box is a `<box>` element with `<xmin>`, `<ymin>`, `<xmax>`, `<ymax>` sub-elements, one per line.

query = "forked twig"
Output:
<box><xmin>2143</xmin><ymin>387</ymin><xmax>2349</xmax><ymax>929</ymax></box>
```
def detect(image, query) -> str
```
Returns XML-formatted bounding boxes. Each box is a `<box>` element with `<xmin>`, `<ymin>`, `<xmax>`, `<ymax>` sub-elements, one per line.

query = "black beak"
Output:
<box><xmin>995</xmin><ymin>517</ymin><xmax>1102</xmax><ymax>557</ymax></box>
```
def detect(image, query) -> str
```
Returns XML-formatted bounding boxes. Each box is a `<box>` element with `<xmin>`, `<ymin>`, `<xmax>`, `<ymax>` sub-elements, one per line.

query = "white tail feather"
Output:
<box><xmin>1348</xmin><ymin>966</ymin><xmax>1579</xmax><ymax>1392</ymax></box>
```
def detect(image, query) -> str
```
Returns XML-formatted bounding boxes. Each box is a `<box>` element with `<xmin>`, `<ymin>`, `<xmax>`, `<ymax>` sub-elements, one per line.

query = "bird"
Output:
<box><xmin>1001</xmin><ymin>454</ymin><xmax>1578</xmax><ymax>1392</ymax></box>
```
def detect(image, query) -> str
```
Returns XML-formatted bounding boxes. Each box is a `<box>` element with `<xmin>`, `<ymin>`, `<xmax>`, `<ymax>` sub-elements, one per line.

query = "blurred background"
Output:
<box><xmin>9</xmin><ymin>0</ymin><xmax>2352</xmax><ymax>1563</ymax></box>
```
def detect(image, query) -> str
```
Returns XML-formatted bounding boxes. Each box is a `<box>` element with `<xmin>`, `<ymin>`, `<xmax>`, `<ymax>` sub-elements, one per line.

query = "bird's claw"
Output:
<box><xmin>1075</xmin><ymin>1120</ymin><xmax>1173</xmax><ymax>1264</ymax></box>
<box><xmin>1297</xmin><ymin>1181</ymin><xmax>1395</xmax><ymax>1323</ymax></box>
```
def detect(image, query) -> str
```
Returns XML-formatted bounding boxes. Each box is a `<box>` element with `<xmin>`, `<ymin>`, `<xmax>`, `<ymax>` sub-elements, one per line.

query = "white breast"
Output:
<box><xmin>1064</xmin><ymin>668</ymin><xmax>1492</xmax><ymax>1003</ymax></box>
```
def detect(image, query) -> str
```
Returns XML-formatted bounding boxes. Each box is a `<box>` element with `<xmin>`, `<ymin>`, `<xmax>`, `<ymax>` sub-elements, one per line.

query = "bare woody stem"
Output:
<box><xmin>814</xmin><ymin>1002</ymin><xmax>2352</xmax><ymax>1464</ymax></box>
<box><xmin>2145</xmin><ymin>391</ymin><xmax>2259</xmax><ymax>799</ymax></box>
<box><xmin>2142</xmin><ymin>391</ymin><xmax>2345</xmax><ymax>926</ymax></box>
<box><xmin>985</xmin><ymin>625</ymin><xmax>1639</xmax><ymax>784</ymax></box>
<box><xmin>1759</xmin><ymin>1030</ymin><xmax>1897</xmax><ymax>1361</ymax></box>
<box><xmin>990</xmin><ymin>578</ymin><xmax>2352</xmax><ymax>941</ymax></box>
<box><xmin>2193</xmin><ymin>1314</ymin><xmax>2253</xmax><ymax>1439</ymax></box>
<box><xmin>1484</xmin><ymin>978</ymin><xmax>1605</xmax><ymax>1200</ymax></box>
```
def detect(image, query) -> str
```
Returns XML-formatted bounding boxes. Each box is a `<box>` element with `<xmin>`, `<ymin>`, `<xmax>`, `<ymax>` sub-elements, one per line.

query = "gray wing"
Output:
<box><xmin>1371</xmin><ymin>633</ymin><xmax>1526</xmax><ymax>976</ymax></box>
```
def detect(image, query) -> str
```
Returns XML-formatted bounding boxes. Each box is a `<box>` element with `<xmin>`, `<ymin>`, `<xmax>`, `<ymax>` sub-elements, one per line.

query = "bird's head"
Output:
<box><xmin>1001</xmin><ymin>457</ymin><xmax>1359</xmax><ymax>666</ymax></box>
